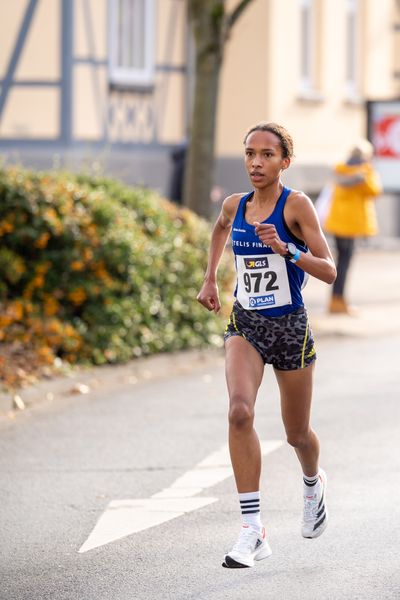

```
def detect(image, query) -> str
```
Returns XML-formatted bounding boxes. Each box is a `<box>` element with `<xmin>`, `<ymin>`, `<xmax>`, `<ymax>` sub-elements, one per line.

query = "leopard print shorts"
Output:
<box><xmin>224</xmin><ymin>300</ymin><xmax>316</xmax><ymax>370</ymax></box>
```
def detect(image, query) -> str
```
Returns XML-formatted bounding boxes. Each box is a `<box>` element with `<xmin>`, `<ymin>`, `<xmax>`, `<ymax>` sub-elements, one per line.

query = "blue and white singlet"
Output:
<box><xmin>231</xmin><ymin>186</ymin><xmax>309</xmax><ymax>317</ymax></box>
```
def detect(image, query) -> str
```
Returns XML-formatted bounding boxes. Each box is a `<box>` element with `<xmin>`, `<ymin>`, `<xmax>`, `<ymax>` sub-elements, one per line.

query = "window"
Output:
<box><xmin>345</xmin><ymin>0</ymin><xmax>359</xmax><ymax>97</ymax></box>
<box><xmin>299</xmin><ymin>0</ymin><xmax>314</xmax><ymax>92</ymax></box>
<box><xmin>109</xmin><ymin>0</ymin><xmax>156</xmax><ymax>88</ymax></box>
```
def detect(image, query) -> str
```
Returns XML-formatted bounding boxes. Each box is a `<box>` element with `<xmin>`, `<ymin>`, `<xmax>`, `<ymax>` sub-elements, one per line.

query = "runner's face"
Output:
<box><xmin>244</xmin><ymin>130</ymin><xmax>290</xmax><ymax>188</ymax></box>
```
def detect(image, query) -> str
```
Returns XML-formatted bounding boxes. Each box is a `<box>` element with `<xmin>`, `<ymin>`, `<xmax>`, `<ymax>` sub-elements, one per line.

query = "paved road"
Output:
<box><xmin>1</xmin><ymin>327</ymin><xmax>399</xmax><ymax>599</ymax></box>
<box><xmin>1</xmin><ymin>245</ymin><xmax>399</xmax><ymax>599</ymax></box>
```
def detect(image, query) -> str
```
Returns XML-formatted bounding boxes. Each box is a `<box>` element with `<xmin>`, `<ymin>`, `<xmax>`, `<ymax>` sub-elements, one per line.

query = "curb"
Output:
<box><xmin>0</xmin><ymin>347</ymin><xmax>225</xmax><ymax>422</ymax></box>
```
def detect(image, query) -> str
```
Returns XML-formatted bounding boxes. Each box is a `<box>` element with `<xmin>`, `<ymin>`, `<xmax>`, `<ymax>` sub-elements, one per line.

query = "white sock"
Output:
<box><xmin>239</xmin><ymin>491</ymin><xmax>262</xmax><ymax>530</ymax></box>
<box><xmin>303</xmin><ymin>472</ymin><xmax>321</xmax><ymax>496</ymax></box>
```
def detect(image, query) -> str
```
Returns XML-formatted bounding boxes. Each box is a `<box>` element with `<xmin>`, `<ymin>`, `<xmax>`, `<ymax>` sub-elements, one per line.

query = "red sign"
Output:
<box><xmin>373</xmin><ymin>115</ymin><xmax>400</xmax><ymax>158</ymax></box>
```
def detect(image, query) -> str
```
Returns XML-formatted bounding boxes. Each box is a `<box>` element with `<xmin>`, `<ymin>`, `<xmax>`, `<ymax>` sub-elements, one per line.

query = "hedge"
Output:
<box><xmin>0</xmin><ymin>167</ymin><xmax>235</xmax><ymax>389</ymax></box>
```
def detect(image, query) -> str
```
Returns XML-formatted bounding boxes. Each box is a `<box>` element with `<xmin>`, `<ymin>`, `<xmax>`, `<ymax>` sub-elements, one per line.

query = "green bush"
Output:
<box><xmin>0</xmin><ymin>166</ymin><xmax>234</xmax><ymax>386</ymax></box>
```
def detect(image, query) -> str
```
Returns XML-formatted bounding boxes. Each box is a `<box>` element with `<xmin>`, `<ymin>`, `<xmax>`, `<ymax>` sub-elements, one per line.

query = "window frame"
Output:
<box><xmin>344</xmin><ymin>0</ymin><xmax>359</xmax><ymax>98</ymax></box>
<box><xmin>299</xmin><ymin>0</ymin><xmax>315</xmax><ymax>93</ymax></box>
<box><xmin>108</xmin><ymin>0</ymin><xmax>156</xmax><ymax>89</ymax></box>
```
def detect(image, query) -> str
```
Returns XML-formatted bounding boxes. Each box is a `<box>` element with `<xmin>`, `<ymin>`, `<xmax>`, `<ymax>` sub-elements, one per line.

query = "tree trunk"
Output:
<box><xmin>183</xmin><ymin>3</ymin><xmax>223</xmax><ymax>219</ymax></box>
<box><xmin>183</xmin><ymin>0</ymin><xmax>253</xmax><ymax>219</ymax></box>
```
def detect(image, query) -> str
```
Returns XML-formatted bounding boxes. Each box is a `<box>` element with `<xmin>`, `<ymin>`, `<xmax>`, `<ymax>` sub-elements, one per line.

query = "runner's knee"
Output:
<box><xmin>228</xmin><ymin>396</ymin><xmax>254</xmax><ymax>430</ymax></box>
<box><xmin>286</xmin><ymin>429</ymin><xmax>310</xmax><ymax>449</ymax></box>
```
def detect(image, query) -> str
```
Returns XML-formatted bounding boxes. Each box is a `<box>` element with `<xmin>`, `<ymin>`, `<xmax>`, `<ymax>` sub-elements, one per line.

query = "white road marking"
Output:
<box><xmin>78</xmin><ymin>439</ymin><xmax>283</xmax><ymax>553</ymax></box>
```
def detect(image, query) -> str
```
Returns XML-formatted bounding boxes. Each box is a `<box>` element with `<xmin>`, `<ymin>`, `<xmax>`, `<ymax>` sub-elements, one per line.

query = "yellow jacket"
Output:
<box><xmin>324</xmin><ymin>162</ymin><xmax>382</xmax><ymax>237</ymax></box>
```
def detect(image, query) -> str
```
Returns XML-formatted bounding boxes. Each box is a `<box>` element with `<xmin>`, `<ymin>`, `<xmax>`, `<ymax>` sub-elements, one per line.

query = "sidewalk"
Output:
<box><xmin>304</xmin><ymin>244</ymin><xmax>400</xmax><ymax>338</ymax></box>
<box><xmin>1</xmin><ymin>244</ymin><xmax>399</xmax><ymax>420</ymax></box>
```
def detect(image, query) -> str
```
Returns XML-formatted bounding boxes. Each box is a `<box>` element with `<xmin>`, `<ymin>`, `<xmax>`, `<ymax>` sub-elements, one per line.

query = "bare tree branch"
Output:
<box><xmin>226</xmin><ymin>0</ymin><xmax>253</xmax><ymax>32</ymax></box>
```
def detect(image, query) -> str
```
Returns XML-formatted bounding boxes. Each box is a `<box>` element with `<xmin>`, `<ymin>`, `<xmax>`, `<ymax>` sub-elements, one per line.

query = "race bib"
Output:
<box><xmin>236</xmin><ymin>254</ymin><xmax>292</xmax><ymax>310</ymax></box>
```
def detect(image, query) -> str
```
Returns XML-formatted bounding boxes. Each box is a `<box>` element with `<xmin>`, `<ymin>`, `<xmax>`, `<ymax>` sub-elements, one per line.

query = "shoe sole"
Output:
<box><xmin>222</xmin><ymin>546</ymin><xmax>272</xmax><ymax>569</ymax></box>
<box><xmin>222</xmin><ymin>556</ymin><xmax>249</xmax><ymax>569</ymax></box>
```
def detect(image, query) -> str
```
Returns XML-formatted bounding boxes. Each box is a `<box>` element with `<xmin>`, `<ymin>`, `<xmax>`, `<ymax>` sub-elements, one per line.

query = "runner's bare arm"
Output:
<box><xmin>197</xmin><ymin>194</ymin><xmax>241</xmax><ymax>312</ymax></box>
<box><xmin>287</xmin><ymin>192</ymin><xmax>336</xmax><ymax>284</ymax></box>
<box><xmin>254</xmin><ymin>192</ymin><xmax>336</xmax><ymax>284</ymax></box>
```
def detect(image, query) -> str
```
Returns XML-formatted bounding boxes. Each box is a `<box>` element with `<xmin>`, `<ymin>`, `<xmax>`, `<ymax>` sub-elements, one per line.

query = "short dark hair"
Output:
<box><xmin>243</xmin><ymin>122</ymin><xmax>294</xmax><ymax>159</ymax></box>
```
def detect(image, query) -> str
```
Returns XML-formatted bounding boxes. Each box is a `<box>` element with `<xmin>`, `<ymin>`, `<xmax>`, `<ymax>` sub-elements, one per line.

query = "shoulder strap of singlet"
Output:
<box><xmin>275</xmin><ymin>186</ymin><xmax>291</xmax><ymax>214</ymax></box>
<box><xmin>232</xmin><ymin>191</ymin><xmax>254</xmax><ymax>227</ymax></box>
<box><xmin>240</xmin><ymin>191</ymin><xmax>255</xmax><ymax>215</ymax></box>
<box><xmin>276</xmin><ymin>186</ymin><xmax>307</xmax><ymax>248</ymax></box>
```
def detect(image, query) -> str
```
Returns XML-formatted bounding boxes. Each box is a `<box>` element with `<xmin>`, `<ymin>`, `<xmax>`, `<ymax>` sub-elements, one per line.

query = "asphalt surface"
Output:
<box><xmin>1</xmin><ymin>246</ymin><xmax>400</xmax><ymax>599</ymax></box>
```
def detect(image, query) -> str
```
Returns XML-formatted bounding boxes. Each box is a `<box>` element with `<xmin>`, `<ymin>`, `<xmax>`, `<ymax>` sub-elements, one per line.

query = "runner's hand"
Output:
<box><xmin>197</xmin><ymin>281</ymin><xmax>221</xmax><ymax>313</ymax></box>
<box><xmin>254</xmin><ymin>222</ymin><xmax>286</xmax><ymax>256</ymax></box>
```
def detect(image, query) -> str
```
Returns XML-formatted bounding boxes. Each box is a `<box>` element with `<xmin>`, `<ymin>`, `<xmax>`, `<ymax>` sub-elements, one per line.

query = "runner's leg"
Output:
<box><xmin>223</xmin><ymin>335</ymin><xmax>272</xmax><ymax>567</ymax></box>
<box><xmin>274</xmin><ymin>364</ymin><xmax>320</xmax><ymax>476</ymax></box>
<box><xmin>225</xmin><ymin>336</ymin><xmax>264</xmax><ymax>492</ymax></box>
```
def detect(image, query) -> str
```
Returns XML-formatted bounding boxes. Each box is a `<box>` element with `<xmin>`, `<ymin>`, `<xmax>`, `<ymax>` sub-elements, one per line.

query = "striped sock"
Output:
<box><xmin>239</xmin><ymin>491</ymin><xmax>262</xmax><ymax>530</ymax></box>
<box><xmin>303</xmin><ymin>473</ymin><xmax>320</xmax><ymax>495</ymax></box>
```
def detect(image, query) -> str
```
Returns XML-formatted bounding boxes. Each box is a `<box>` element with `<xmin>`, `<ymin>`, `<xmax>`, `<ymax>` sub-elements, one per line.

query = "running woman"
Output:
<box><xmin>197</xmin><ymin>123</ymin><xmax>336</xmax><ymax>568</ymax></box>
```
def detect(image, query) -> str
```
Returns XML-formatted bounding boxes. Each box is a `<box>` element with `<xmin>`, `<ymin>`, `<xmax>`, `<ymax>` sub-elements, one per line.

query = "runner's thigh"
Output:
<box><xmin>274</xmin><ymin>364</ymin><xmax>314</xmax><ymax>434</ymax></box>
<box><xmin>225</xmin><ymin>336</ymin><xmax>264</xmax><ymax>409</ymax></box>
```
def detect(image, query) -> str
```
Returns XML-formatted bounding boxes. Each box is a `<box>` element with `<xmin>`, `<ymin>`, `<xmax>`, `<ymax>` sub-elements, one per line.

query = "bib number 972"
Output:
<box><xmin>243</xmin><ymin>271</ymin><xmax>279</xmax><ymax>293</ymax></box>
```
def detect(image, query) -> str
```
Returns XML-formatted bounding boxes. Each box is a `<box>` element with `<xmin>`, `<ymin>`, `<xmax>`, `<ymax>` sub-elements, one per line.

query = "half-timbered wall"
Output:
<box><xmin>0</xmin><ymin>0</ymin><xmax>188</xmax><ymax>194</ymax></box>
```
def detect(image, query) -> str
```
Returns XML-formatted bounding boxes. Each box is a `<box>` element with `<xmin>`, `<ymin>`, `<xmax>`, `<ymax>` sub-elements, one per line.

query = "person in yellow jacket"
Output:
<box><xmin>324</xmin><ymin>140</ymin><xmax>382</xmax><ymax>314</ymax></box>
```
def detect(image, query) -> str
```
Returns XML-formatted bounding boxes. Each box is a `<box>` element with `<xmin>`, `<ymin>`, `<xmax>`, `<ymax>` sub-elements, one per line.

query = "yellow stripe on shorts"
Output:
<box><xmin>301</xmin><ymin>319</ymin><xmax>309</xmax><ymax>369</ymax></box>
<box><xmin>224</xmin><ymin>314</ymin><xmax>231</xmax><ymax>333</ymax></box>
<box><xmin>232</xmin><ymin>311</ymin><xmax>239</xmax><ymax>332</ymax></box>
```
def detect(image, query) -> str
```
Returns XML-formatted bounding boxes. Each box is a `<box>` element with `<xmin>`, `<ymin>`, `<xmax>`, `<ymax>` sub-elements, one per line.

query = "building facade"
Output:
<box><xmin>0</xmin><ymin>0</ymin><xmax>399</xmax><ymax>231</ymax></box>
<box><xmin>0</xmin><ymin>0</ymin><xmax>188</xmax><ymax>194</ymax></box>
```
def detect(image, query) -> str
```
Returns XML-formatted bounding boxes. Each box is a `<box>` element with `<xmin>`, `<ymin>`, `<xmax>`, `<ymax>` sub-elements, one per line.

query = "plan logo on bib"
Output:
<box><xmin>249</xmin><ymin>295</ymin><xmax>275</xmax><ymax>308</ymax></box>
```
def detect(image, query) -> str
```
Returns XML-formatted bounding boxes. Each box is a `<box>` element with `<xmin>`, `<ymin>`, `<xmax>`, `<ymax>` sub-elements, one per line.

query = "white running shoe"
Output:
<box><xmin>301</xmin><ymin>468</ymin><xmax>328</xmax><ymax>539</ymax></box>
<box><xmin>222</xmin><ymin>525</ymin><xmax>272</xmax><ymax>568</ymax></box>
